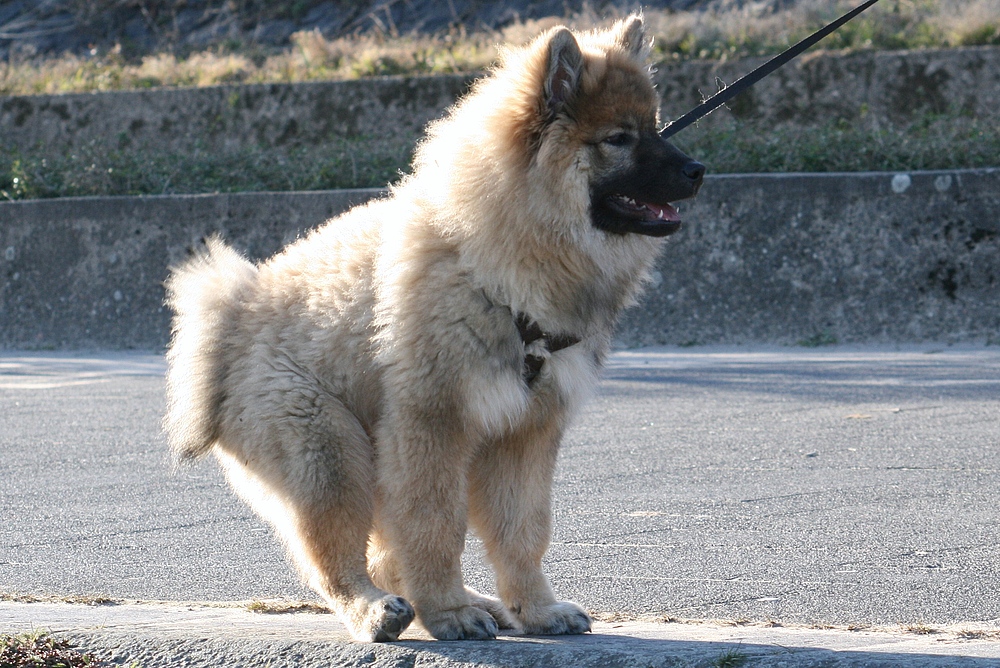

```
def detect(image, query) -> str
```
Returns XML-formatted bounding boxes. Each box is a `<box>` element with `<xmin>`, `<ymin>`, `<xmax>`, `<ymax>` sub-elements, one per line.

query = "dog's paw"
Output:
<box><xmin>518</xmin><ymin>600</ymin><xmax>592</xmax><ymax>636</ymax></box>
<box><xmin>465</xmin><ymin>587</ymin><xmax>518</xmax><ymax>630</ymax></box>
<box><xmin>420</xmin><ymin>604</ymin><xmax>499</xmax><ymax>640</ymax></box>
<box><xmin>350</xmin><ymin>594</ymin><xmax>415</xmax><ymax>642</ymax></box>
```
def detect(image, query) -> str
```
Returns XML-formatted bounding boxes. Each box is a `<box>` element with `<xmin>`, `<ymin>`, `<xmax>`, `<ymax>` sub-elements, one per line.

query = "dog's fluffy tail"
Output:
<box><xmin>164</xmin><ymin>235</ymin><xmax>257</xmax><ymax>462</ymax></box>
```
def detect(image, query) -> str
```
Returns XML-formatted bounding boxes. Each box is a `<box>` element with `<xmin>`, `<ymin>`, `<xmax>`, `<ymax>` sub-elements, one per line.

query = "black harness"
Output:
<box><xmin>514</xmin><ymin>313</ymin><xmax>580</xmax><ymax>385</ymax></box>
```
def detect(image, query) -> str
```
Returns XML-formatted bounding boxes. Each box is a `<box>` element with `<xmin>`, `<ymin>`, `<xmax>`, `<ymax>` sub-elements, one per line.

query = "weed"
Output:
<box><xmin>672</xmin><ymin>114</ymin><xmax>1000</xmax><ymax>175</ymax></box>
<box><xmin>246</xmin><ymin>599</ymin><xmax>328</xmax><ymax>614</ymax></box>
<box><xmin>797</xmin><ymin>331</ymin><xmax>839</xmax><ymax>347</ymax></box>
<box><xmin>712</xmin><ymin>647</ymin><xmax>749</xmax><ymax>668</ymax></box>
<box><xmin>957</xmin><ymin>628</ymin><xmax>989</xmax><ymax>639</ymax></box>
<box><xmin>0</xmin><ymin>630</ymin><xmax>106</xmax><ymax>668</ymax></box>
<box><xmin>0</xmin><ymin>133</ymin><xmax>415</xmax><ymax>200</ymax></box>
<box><xmin>905</xmin><ymin>622</ymin><xmax>939</xmax><ymax>634</ymax></box>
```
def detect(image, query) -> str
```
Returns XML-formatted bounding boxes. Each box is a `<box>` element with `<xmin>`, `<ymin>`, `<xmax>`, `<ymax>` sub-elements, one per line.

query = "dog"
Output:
<box><xmin>164</xmin><ymin>14</ymin><xmax>703</xmax><ymax>642</ymax></box>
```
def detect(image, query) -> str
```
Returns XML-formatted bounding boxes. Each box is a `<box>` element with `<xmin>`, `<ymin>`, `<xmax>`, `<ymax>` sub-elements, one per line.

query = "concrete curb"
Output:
<box><xmin>4</xmin><ymin>601</ymin><xmax>1000</xmax><ymax>667</ymax></box>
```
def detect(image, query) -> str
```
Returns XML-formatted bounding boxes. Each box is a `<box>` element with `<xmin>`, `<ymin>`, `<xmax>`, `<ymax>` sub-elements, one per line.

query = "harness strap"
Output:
<box><xmin>514</xmin><ymin>313</ymin><xmax>581</xmax><ymax>384</ymax></box>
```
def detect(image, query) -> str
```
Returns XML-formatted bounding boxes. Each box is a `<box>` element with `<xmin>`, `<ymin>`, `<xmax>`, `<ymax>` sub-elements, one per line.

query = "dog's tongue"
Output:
<box><xmin>645</xmin><ymin>202</ymin><xmax>681</xmax><ymax>222</ymax></box>
<box><xmin>614</xmin><ymin>195</ymin><xmax>681</xmax><ymax>222</ymax></box>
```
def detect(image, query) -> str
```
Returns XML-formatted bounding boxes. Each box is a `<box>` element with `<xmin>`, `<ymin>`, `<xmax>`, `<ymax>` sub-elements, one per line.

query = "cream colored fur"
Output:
<box><xmin>165</xmin><ymin>15</ymin><xmax>667</xmax><ymax>642</ymax></box>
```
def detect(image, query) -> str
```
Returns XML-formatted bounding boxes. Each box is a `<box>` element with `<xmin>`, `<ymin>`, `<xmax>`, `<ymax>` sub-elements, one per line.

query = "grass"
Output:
<box><xmin>245</xmin><ymin>599</ymin><xmax>329</xmax><ymax>614</ymax></box>
<box><xmin>712</xmin><ymin>648</ymin><xmax>749</xmax><ymax>667</ymax></box>
<box><xmin>663</xmin><ymin>104</ymin><xmax>1000</xmax><ymax>177</ymax></box>
<box><xmin>673</xmin><ymin>112</ymin><xmax>1000</xmax><ymax>174</ymax></box>
<box><xmin>0</xmin><ymin>133</ymin><xmax>415</xmax><ymax>200</ymax></box>
<box><xmin>2</xmin><ymin>110</ymin><xmax>996</xmax><ymax>201</ymax></box>
<box><xmin>1</xmin><ymin>0</ymin><xmax>999</xmax><ymax>96</ymax></box>
<box><xmin>904</xmin><ymin>622</ymin><xmax>940</xmax><ymax>634</ymax></box>
<box><xmin>797</xmin><ymin>331</ymin><xmax>840</xmax><ymax>347</ymax></box>
<box><xmin>0</xmin><ymin>630</ymin><xmax>106</xmax><ymax>668</ymax></box>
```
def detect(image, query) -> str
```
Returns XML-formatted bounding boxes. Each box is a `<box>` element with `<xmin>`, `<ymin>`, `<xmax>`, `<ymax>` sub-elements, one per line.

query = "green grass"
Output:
<box><xmin>0</xmin><ymin>133</ymin><xmax>416</xmax><ymax>200</ymax></box>
<box><xmin>712</xmin><ymin>648</ymin><xmax>750</xmax><ymax>668</ymax></box>
<box><xmin>3</xmin><ymin>111</ymin><xmax>996</xmax><ymax>201</ymax></box>
<box><xmin>1</xmin><ymin>0</ymin><xmax>999</xmax><ymax>96</ymax></box>
<box><xmin>674</xmin><ymin>113</ymin><xmax>1000</xmax><ymax>174</ymax></box>
<box><xmin>797</xmin><ymin>331</ymin><xmax>840</xmax><ymax>348</ymax></box>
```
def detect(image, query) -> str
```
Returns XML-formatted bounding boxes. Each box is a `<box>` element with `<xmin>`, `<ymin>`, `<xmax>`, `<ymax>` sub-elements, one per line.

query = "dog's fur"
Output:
<box><xmin>164</xmin><ymin>15</ymin><xmax>703</xmax><ymax>642</ymax></box>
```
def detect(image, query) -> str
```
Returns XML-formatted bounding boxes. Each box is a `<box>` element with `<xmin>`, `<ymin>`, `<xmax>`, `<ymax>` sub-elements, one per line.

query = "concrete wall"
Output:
<box><xmin>0</xmin><ymin>76</ymin><xmax>471</xmax><ymax>154</ymax></box>
<box><xmin>3</xmin><ymin>46</ymin><xmax>998</xmax><ymax>156</ymax></box>
<box><xmin>1</xmin><ymin>169</ymin><xmax>997</xmax><ymax>350</ymax></box>
<box><xmin>0</xmin><ymin>189</ymin><xmax>379</xmax><ymax>349</ymax></box>
<box><xmin>617</xmin><ymin>169</ymin><xmax>1000</xmax><ymax>346</ymax></box>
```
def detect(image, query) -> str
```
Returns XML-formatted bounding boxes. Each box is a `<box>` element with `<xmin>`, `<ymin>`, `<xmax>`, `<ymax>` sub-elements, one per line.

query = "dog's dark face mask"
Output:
<box><xmin>589</xmin><ymin>131</ymin><xmax>705</xmax><ymax>238</ymax></box>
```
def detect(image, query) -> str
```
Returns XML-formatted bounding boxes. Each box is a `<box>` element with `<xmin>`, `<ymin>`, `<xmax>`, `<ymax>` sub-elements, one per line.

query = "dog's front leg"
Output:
<box><xmin>467</xmin><ymin>411</ymin><xmax>593</xmax><ymax>635</ymax></box>
<box><xmin>375</xmin><ymin>399</ymin><xmax>499</xmax><ymax>640</ymax></box>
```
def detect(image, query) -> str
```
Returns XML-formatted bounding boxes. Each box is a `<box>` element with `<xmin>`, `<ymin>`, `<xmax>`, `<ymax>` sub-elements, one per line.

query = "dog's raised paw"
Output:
<box><xmin>363</xmin><ymin>594</ymin><xmax>415</xmax><ymax>642</ymax></box>
<box><xmin>519</xmin><ymin>600</ymin><xmax>592</xmax><ymax>636</ymax></box>
<box><xmin>422</xmin><ymin>604</ymin><xmax>499</xmax><ymax>640</ymax></box>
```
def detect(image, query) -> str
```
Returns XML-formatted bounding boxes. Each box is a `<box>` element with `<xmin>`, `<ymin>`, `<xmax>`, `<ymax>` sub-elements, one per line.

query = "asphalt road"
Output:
<box><xmin>2</xmin><ymin>345</ymin><xmax>999</xmax><ymax>629</ymax></box>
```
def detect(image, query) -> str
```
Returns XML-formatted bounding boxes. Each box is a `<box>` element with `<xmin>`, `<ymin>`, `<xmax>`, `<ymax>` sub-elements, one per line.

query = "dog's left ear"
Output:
<box><xmin>543</xmin><ymin>28</ymin><xmax>583</xmax><ymax>118</ymax></box>
<box><xmin>615</xmin><ymin>15</ymin><xmax>650</xmax><ymax>60</ymax></box>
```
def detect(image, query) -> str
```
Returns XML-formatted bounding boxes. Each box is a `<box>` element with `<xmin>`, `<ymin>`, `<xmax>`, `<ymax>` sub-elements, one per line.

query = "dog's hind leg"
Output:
<box><xmin>467</xmin><ymin>415</ymin><xmax>593</xmax><ymax>636</ymax></box>
<box><xmin>216</xmin><ymin>392</ymin><xmax>414</xmax><ymax>642</ymax></box>
<box><xmin>290</xmin><ymin>494</ymin><xmax>415</xmax><ymax>642</ymax></box>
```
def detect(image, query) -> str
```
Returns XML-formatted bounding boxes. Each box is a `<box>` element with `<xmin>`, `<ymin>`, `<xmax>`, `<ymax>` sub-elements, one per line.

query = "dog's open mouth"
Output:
<box><xmin>602</xmin><ymin>194</ymin><xmax>682</xmax><ymax>237</ymax></box>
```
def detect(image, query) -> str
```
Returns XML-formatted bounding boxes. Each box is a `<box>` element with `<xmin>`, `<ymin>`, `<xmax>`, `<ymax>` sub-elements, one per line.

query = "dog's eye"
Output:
<box><xmin>602</xmin><ymin>132</ymin><xmax>633</xmax><ymax>147</ymax></box>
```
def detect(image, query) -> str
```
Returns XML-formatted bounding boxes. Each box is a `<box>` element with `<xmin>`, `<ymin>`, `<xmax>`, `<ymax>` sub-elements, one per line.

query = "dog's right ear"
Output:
<box><xmin>615</xmin><ymin>14</ymin><xmax>650</xmax><ymax>60</ymax></box>
<box><xmin>543</xmin><ymin>28</ymin><xmax>583</xmax><ymax>118</ymax></box>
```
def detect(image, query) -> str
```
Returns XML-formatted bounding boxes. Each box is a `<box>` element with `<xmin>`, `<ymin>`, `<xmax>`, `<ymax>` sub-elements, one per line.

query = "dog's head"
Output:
<box><xmin>527</xmin><ymin>16</ymin><xmax>705</xmax><ymax>238</ymax></box>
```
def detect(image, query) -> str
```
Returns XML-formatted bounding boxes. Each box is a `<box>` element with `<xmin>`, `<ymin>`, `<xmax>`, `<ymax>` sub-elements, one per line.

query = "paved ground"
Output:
<box><xmin>2</xmin><ymin>345</ymin><xmax>999</xmax><ymax>666</ymax></box>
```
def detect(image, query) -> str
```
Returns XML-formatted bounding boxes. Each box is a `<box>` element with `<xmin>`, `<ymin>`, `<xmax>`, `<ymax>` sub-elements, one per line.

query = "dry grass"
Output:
<box><xmin>645</xmin><ymin>0</ymin><xmax>1000</xmax><ymax>61</ymax></box>
<box><xmin>905</xmin><ymin>622</ymin><xmax>940</xmax><ymax>634</ymax></box>
<box><xmin>245</xmin><ymin>599</ymin><xmax>329</xmax><ymax>614</ymax></box>
<box><xmin>2</xmin><ymin>0</ymin><xmax>999</xmax><ymax>95</ymax></box>
<box><xmin>0</xmin><ymin>630</ymin><xmax>108</xmax><ymax>668</ymax></box>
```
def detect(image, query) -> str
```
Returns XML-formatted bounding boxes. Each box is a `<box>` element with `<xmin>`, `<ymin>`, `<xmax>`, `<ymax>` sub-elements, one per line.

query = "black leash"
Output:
<box><xmin>660</xmin><ymin>0</ymin><xmax>883</xmax><ymax>139</ymax></box>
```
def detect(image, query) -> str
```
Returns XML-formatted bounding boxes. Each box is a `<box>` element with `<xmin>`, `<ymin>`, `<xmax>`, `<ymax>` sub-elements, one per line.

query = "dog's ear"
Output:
<box><xmin>543</xmin><ymin>28</ymin><xmax>583</xmax><ymax>118</ymax></box>
<box><xmin>615</xmin><ymin>14</ymin><xmax>650</xmax><ymax>60</ymax></box>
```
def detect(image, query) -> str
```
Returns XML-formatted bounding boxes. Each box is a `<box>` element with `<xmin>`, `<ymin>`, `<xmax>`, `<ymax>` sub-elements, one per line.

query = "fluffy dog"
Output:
<box><xmin>164</xmin><ymin>14</ymin><xmax>703</xmax><ymax>642</ymax></box>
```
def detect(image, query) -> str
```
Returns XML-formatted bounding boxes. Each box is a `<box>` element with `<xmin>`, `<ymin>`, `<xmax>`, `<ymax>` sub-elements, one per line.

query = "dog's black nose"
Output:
<box><xmin>682</xmin><ymin>160</ymin><xmax>706</xmax><ymax>184</ymax></box>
